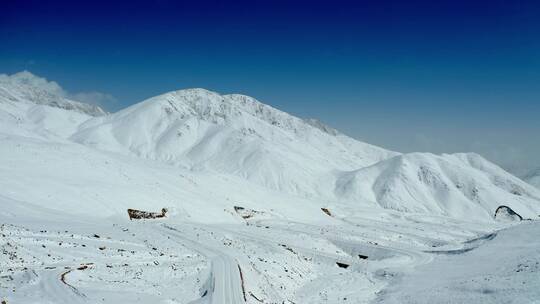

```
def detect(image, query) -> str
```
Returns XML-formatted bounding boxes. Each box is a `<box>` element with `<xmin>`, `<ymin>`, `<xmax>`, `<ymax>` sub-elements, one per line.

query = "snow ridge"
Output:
<box><xmin>71</xmin><ymin>88</ymin><xmax>397</xmax><ymax>199</ymax></box>
<box><xmin>523</xmin><ymin>168</ymin><xmax>540</xmax><ymax>188</ymax></box>
<box><xmin>69</xmin><ymin>88</ymin><xmax>540</xmax><ymax>220</ymax></box>
<box><xmin>1</xmin><ymin>72</ymin><xmax>540</xmax><ymax>304</ymax></box>
<box><xmin>0</xmin><ymin>71</ymin><xmax>106</xmax><ymax>116</ymax></box>
<box><xmin>335</xmin><ymin>152</ymin><xmax>540</xmax><ymax>220</ymax></box>
<box><xmin>1</xmin><ymin>76</ymin><xmax>539</xmax><ymax>221</ymax></box>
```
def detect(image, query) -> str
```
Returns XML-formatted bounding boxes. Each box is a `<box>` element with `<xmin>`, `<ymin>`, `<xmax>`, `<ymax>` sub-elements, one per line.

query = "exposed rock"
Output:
<box><xmin>321</xmin><ymin>208</ymin><xmax>332</xmax><ymax>217</ymax></box>
<box><xmin>127</xmin><ymin>208</ymin><xmax>168</xmax><ymax>220</ymax></box>
<box><xmin>494</xmin><ymin>205</ymin><xmax>523</xmax><ymax>222</ymax></box>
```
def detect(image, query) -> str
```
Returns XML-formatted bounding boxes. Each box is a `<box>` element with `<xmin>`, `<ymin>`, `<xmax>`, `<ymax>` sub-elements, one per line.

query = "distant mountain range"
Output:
<box><xmin>1</xmin><ymin>71</ymin><xmax>539</xmax><ymax>221</ymax></box>
<box><xmin>522</xmin><ymin>168</ymin><xmax>540</xmax><ymax>188</ymax></box>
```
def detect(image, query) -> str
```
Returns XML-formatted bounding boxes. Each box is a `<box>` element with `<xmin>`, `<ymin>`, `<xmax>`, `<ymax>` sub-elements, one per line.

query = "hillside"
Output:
<box><xmin>68</xmin><ymin>87</ymin><xmax>540</xmax><ymax>220</ymax></box>
<box><xmin>0</xmin><ymin>71</ymin><xmax>106</xmax><ymax>117</ymax></box>
<box><xmin>523</xmin><ymin>168</ymin><xmax>540</xmax><ymax>188</ymax></box>
<box><xmin>1</xmin><ymin>72</ymin><xmax>540</xmax><ymax>304</ymax></box>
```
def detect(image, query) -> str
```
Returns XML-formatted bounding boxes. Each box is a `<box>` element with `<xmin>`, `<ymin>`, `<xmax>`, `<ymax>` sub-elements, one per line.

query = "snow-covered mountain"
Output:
<box><xmin>0</xmin><ymin>71</ymin><xmax>106</xmax><ymax>116</ymax></box>
<box><xmin>71</xmin><ymin>88</ymin><xmax>397</xmax><ymax>200</ymax></box>
<box><xmin>1</xmin><ymin>72</ymin><xmax>539</xmax><ymax>221</ymax></box>
<box><xmin>336</xmin><ymin>152</ymin><xmax>540</xmax><ymax>219</ymax></box>
<box><xmin>69</xmin><ymin>88</ymin><xmax>540</xmax><ymax>220</ymax></box>
<box><xmin>1</xmin><ymin>72</ymin><xmax>540</xmax><ymax>304</ymax></box>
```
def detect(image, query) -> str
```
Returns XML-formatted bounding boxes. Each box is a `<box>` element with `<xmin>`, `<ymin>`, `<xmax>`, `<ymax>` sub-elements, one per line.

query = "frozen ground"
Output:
<box><xmin>377</xmin><ymin>221</ymin><xmax>540</xmax><ymax>304</ymax></box>
<box><xmin>1</xmin><ymin>72</ymin><xmax>539</xmax><ymax>303</ymax></box>
<box><xmin>3</xmin><ymin>196</ymin><xmax>539</xmax><ymax>304</ymax></box>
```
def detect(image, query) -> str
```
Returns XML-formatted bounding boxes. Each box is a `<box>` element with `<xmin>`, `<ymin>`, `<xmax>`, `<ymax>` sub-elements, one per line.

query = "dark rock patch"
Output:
<box><xmin>494</xmin><ymin>205</ymin><xmax>522</xmax><ymax>222</ymax></box>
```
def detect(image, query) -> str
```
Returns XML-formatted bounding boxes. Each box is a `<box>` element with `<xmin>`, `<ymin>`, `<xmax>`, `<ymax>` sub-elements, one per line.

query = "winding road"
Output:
<box><xmin>161</xmin><ymin>224</ymin><xmax>246</xmax><ymax>304</ymax></box>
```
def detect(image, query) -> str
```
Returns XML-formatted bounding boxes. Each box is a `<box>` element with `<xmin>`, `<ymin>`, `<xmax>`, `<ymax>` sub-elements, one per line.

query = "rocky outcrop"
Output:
<box><xmin>494</xmin><ymin>205</ymin><xmax>523</xmax><ymax>222</ymax></box>
<box><xmin>127</xmin><ymin>208</ymin><xmax>168</xmax><ymax>220</ymax></box>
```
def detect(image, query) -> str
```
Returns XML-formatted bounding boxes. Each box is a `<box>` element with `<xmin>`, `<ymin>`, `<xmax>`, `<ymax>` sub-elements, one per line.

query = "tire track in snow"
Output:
<box><xmin>160</xmin><ymin>224</ymin><xmax>246</xmax><ymax>304</ymax></box>
<box><xmin>38</xmin><ymin>269</ymin><xmax>87</xmax><ymax>304</ymax></box>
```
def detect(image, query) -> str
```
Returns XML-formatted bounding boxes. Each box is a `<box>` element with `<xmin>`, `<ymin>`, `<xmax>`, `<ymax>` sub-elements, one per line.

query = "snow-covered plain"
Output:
<box><xmin>1</xmin><ymin>72</ymin><xmax>539</xmax><ymax>303</ymax></box>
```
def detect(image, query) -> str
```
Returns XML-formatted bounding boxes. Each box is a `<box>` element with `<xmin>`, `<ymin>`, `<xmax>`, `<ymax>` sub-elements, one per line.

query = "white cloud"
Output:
<box><xmin>69</xmin><ymin>91</ymin><xmax>117</xmax><ymax>108</ymax></box>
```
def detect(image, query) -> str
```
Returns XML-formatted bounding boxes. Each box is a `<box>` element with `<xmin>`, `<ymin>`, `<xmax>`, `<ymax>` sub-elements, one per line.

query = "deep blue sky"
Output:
<box><xmin>1</xmin><ymin>0</ymin><xmax>539</xmax><ymax>171</ymax></box>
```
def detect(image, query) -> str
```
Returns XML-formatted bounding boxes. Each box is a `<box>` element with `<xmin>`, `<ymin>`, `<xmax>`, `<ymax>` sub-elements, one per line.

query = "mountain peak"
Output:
<box><xmin>0</xmin><ymin>71</ymin><xmax>106</xmax><ymax>116</ymax></box>
<box><xmin>134</xmin><ymin>88</ymin><xmax>332</xmax><ymax>137</ymax></box>
<box><xmin>0</xmin><ymin>70</ymin><xmax>66</xmax><ymax>97</ymax></box>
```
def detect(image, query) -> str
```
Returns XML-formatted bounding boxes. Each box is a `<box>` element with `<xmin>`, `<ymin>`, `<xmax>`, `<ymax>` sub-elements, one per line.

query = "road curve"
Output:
<box><xmin>38</xmin><ymin>268</ymin><xmax>87</xmax><ymax>304</ymax></box>
<box><xmin>161</xmin><ymin>224</ymin><xmax>245</xmax><ymax>304</ymax></box>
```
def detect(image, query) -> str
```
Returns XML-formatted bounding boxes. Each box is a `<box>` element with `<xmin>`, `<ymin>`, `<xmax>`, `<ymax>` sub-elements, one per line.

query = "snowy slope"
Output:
<box><xmin>378</xmin><ymin>221</ymin><xmax>540</xmax><ymax>304</ymax></box>
<box><xmin>335</xmin><ymin>153</ymin><xmax>540</xmax><ymax>220</ymax></box>
<box><xmin>69</xmin><ymin>88</ymin><xmax>540</xmax><ymax>220</ymax></box>
<box><xmin>2</xmin><ymin>71</ymin><xmax>537</xmax><ymax>223</ymax></box>
<box><xmin>523</xmin><ymin>167</ymin><xmax>540</xmax><ymax>188</ymax></box>
<box><xmin>0</xmin><ymin>71</ymin><xmax>106</xmax><ymax>117</ymax></box>
<box><xmin>1</xmin><ymin>73</ymin><xmax>540</xmax><ymax>304</ymax></box>
<box><xmin>71</xmin><ymin>88</ymin><xmax>397</xmax><ymax>199</ymax></box>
